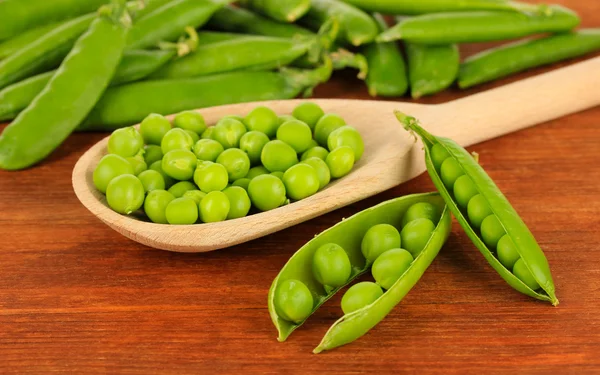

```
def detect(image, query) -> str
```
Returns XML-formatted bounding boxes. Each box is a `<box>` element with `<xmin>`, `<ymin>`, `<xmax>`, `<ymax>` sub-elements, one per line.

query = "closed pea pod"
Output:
<box><xmin>0</xmin><ymin>22</ymin><xmax>64</xmax><ymax>60</ymax></box>
<box><xmin>406</xmin><ymin>42</ymin><xmax>459</xmax><ymax>99</ymax></box>
<box><xmin>240</xmin><ymin>0</ymin><xmax>311</xmax><ymax>22</ymax></box>
<box><xmin>338</xmin><ymin>0</ymin><xmax>541</xmax><ymax>15</ymax></box>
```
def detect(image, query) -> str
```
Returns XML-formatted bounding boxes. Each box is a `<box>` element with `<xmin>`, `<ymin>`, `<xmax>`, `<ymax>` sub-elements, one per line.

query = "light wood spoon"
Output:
<box><xmin>73</xmin><ymin>57</ymin><xmax>600</xmax><ymax>253</ymax></box>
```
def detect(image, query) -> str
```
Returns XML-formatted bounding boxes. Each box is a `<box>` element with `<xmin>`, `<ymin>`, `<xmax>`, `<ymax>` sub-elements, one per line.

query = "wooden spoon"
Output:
<box><xmin>73</xmin><ymin>57</ymin><xmax>600</xmax><ymax>253</ymax></box>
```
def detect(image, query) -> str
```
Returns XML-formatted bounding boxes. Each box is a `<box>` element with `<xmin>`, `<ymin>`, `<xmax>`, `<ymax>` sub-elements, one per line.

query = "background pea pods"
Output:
<box><xmin>239</xmin><ymin>0</ymin><xmax>311</xmax><ymax>22</ymax></box>
<box><xmin>459</xmin><ymin>28</ymin><xmax>600</xmax><ymax>88</ymax></box>
<box><xmin>406</xmin><ymin>42</ymin><xmax>459</xmax><ymax>99</ymax></box>
<box><xmin>396</xmin><ymin>112</ymin><xmax>559</xmax><ymax>306</ymax></box>
<box><xmin>0</xmin><ymin>22</ymin><xmax>65</xmax><ymax>61</ymax></box>
<box><xmin>268</xmin><ymin>193</ymin><xmax>451</xmax><ymax>345</ymax></box>
<box><xmin>338</xmin><ymin>0</ymin><xmax>540</xmax><ymax>15</ymax></box>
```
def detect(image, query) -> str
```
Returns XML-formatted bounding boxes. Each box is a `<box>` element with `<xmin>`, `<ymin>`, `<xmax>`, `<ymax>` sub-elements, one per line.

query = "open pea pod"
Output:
<box><xmin>397</xmin><ymin>112</ymin><xmax>558</xmax><ymax>306</ymax></box>
<box><xmin>268</xmin><ymin>192</ymin><xmax>450</xmax><ymax>343</ymax></box>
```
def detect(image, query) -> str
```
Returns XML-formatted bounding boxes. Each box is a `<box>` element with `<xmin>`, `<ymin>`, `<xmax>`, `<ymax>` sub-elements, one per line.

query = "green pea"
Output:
<box><xmin>223</xmin><ymin>186</ymin><xmax>251</xmax><ymax>220</ymax></box>
<box><xmin>239</xmin><ymin>131</ymin><xmax>270</xmax><ymax>165</ymax></box>
<box><xmin>361</xmin><ymin>224</ymin><xmax>401</xmax><ymax>263</ymax></box>
<box><xmin>341</xmin><ymin>281</ymin><xmax>383</xmax><ymax>315</ymax></box>
<box><xmin>467</xmin><ymin>194</ymin><xmax>493</xmax><ymax>229</ymax></box>
<box><xmin>480</xmin><ymin>215</ymin><xmax>506</xmax><ymax>250</ymax></box>
<box><xmin>192</xmin><ymin>139</ymin><xmax>224</xmax><ymax>162</ymax></box>
<box><xmin>106</xmin><ymin>174</ymin><xmax>145</xmax><ymax>215</ymax></box>
<box><xmin>453</xmin><ymin>175</ymin><xmax>479</xmax><ymax>209</ymax></box>
<box><xmin>278</xmin><ymin>114</ymin><xmax>296</xmax><ymax>125</ymax></box>
<box><xmin>277</xmin><ymin>119</ymin><xmax>313</xmax><ymax>153</ymax></box>
<box><xmin>149</xmin><ymin>160</ymin><xmax>175</xmax><ymax>189</ymax></box>
<box><xmin>248</xmin><ymin>174</ymin><xmax>286</xmax><ymax>211</ymax></box>
<box><xmin>126</xmin><ymin>155</ymin><xmax>147</xmax><ymax>176</ymax></box>
<box><xmin>430</xmin><ymin>142</ymin><xmax>450</xmax><ymax>170</ymax></box>
<box><xmin>161</xmin><ymin>128</ymin><xmax>194</xmax><ymax>154</ymax></box>
<box><xmin>201</xmin><ymin>127</ymin><xmax>215</xmax><ymax>140</ymax></box>
<box><xmin>261</xmin><ymin>140</ymin><xmax>298</xmax><ymax>172</ymax></box>
<box><xmin>270</xmin><ymin>171</ymin><xmax>284</xmax><ymax>180</ymax></box>
<box><xmin>232</xmin><ymin>178</ymin><xmax>251</xmax><ymax>191</ymax></box>
<box><xmin>108</xmin><ymin>127</ymin><xmax>144</xmax><ymax>158</ymax></box>
<box><xmin>184</xmin><ymin>129</ymin><xmax>200</xmax><ymax>144</ymax></box>
<box><xmin>222</xmin><ymin>114</ymin><xmax>245</xmax><ymax>123</ymax></box>
<box><xmin>282</xmin><ymin>163</ymin><xmax>320</xmax><ymax>201</ymax></box>
<box><xmin>173</xmin><ymin>110</ymin><xmax>206</xmax><ymax>135</ymax></box>
<box><xmin>274</xmin><ymin>279</ymin><xmax>314</xmax><ymax>324</ymax></box>
<box><xmin>326</xmin><ymin>146</ymin><xmax>355</xmax><ymax>178</ymax></box>
<box><xmin>183</xmin><ymin>189</ymin><xmax>207</xmax><ymax>204</ymax></box>
<box><xmin>400</xmin><ymin>218</ymin><xmax>435</xmax><ymax>257</ymax></box>
<box><xmin>301</xmin><ymin>146</ymin><xmax>329</xmax><ymax>162</ymax></box>
<box><xmin>193</xmin><ymin>162</ymin><xmax>228</xmax><ymax>193</ymax></box>
<box><xmin>244</xmin><ymin>106</ymin><xmax>279</xmax><ymax>137</ymax></box>
<box><xmin>138</xmin><ymin>169</ymin><xmax>165</xmax><ymax>193</ymax></box>
<box><xmin>213</xmin><ymin>117</ymin><xmax>247</xmax><ymax>149</ymax></box>
<box><xmin>199</xmin><ymin>191</ymin><xmax>230</xmax><ymax>223</ymax></box>
<box><xmin>292</xmin><ymin>102</ymin><xmax>324</xmax><ymax>130</ymax></box>
<box><xmin>161</xmin><ymin>149</ymin><xmax>197</xmax><ymax>181</ymax></box>
<box><xmin>314</xmin><ymin>113</ymin><xmax>346</xmax><ymax>147</ymax></box>
<box><xmin>312</xmin><ymin>243</ymin><xmax>352</xmax><ymax>289</ymax></box>
<box><xmin>93</xmin><ymin>154</ymin><xmax>134</xmax><ymax>194</ymax></box>
<box><xmin>401</xmin><ymin>202</ymin><xmax>440</xmax><ymax>228</ymax></box>
<box><xmin>216</xmin><ymin>148</ymin><xmax>251</xmax><ymax>182</ymax></box>
<box><xmin>327</xmin><ymin>126</ymin><xmax>365</xmax><ymax>161</ymax></box>
<box><xmin>140</xmin><ymin>113</ymin><xmax>171</xmax><ymax>145</ymax></box>
<box><xmin>246</xmin><ymin>165</ymin><xmax>270</xmax><ymax>180</ymax></box>
<box><xmin>143</xmin><ymin>145</ymin><xmax>163</xmax><ymax>166</ymax></box>
<box><xmin>165</xmin><ymin>197</ymin><xmax>199</xmax><ymax>225</ymax></box>
<box><xmin>167</xmin><ymin>181</ymin><xmax>197</xmax><ymax>198</ymax></box>
<box><xmin>301</xmin><ymin>157</ymin><xmax>331</xmax><ymax>190</ymax></box>
<box><xmin>144</xmin><ymin>190</ymin><xmax>175</xmax><ymax>224</ymax></box>
<box><xmin>497</xmin><ymin>234</ymin><xmax>520</xmax><ymax>270</ymax></box>
<box><xmin>440</xmin><ymin>157</ymin><xmax>464</xmax><ymax>190</ymax></box>
<box><xmin>513</xmin><ymin>258</ymin><xmax>540</xmax><ymax>291</ymax></box>
<box><xmin>372</xmin><ymin>248</ymin><xmax>414</xmax><ymax>290</ymax></box>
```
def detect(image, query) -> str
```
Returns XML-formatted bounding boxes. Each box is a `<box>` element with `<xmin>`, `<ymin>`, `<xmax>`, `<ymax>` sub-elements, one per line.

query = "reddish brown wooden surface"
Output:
<box><xmin>1</xmin><ymin>1</ymin><xmax>599</xmax><ymax>373</ymax></box>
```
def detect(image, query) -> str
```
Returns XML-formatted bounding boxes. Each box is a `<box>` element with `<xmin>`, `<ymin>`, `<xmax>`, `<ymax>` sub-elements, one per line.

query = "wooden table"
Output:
<box><xmin>1</xmin><ymin>1</ymin><xmax>599</xmax><ymax>373</ymax></box>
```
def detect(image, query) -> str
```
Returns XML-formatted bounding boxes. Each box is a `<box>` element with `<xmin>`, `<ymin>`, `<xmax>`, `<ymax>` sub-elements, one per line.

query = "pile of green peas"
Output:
<box><xmin>92</xmin><ymin>102</ymin><xmax>364</xmax><ymax>224</ymax></box>
<box><xmin>274</xmin><ymin>201</ymin><xmax>439</xmax><ymax>323</ymax></box>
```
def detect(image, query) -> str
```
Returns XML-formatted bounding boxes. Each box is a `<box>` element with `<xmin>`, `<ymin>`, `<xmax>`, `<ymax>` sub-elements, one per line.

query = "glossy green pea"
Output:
<box><xmin>184</xmin><ymin>130</ymin><xmax>200</xmax><ymax>144</ymax></box>
<box><xmin>301</xmin><ymin>157</ymin><xmax>330</xmax><ymax>190</ymax></box>
<box><xmin>282</xmin><ymin>164</ymin><xmax>320</xmax><ymax>201</ymax></box>
<box><xmin>232</xmin><ymin>178</ymin><xmax>251</xmax><ymax>191</ymax></box>
<box><xmin>401</xmin><ymin>202</ymin><xmax>440</xmax><ymax>228</ymax></box>
<box><xmin>314</xmin><ymin>113</ymin><xmax>346</xmax><ymax>147</ymax></box>
<box><xmin>497</xmin><ymin>235</ymin><xmax>520</xmax><ymax>270</ymax></box>
<box><xmin>193</xmin><ymin>162</ymin><xmax>229</xmax><ymax>193</ymax></box>
<box><xmin>372</xmin><ymin>248</ymin><xmax>414</xmax><ymax>290</ymax></box>
<box><xmin>467</xmin><ymin>194</ymin><xmax>492</xmax><ymax>229</ymax></box>
<box><xmin>406</xmin><ymin>42</ymin><xmax>459</xmax><ymax>99</ymax></box>
<box><xmin>126</xmin><ymin>156</ymin><xmax>147</xmax><ymax>176</ymax></box>
<box><xmin>161</xmin><ymin>150</ymin><xmax>197</xmax><ymax>181</ymax></box>
<box><xmin>277</xmin><ymin>119</ymin><xmax>313</xmax><ymax>153</ymax></box>
<box><xmin>216</xmin><ymin>148</ymin><xmax>251</xmax><ymax>182</ymax></box>
<box><xmin>292</xmin><ymin>102</ymin><xmax>324</xmax><ymax>130</ymax></box>
<box><xmin>149</xmin><ymin>160</ymin><xmax>175</xmax><ymax>189</ymax></box>
<box><xmin>340</xmin><ymin>282</ymin><xmax>383</xmax><ymax>315</ymax></box>
<box><xmin>312</xmin><ymin>243</ymin><xmax>352</xmax><ymax>290</ymax></box>
<box><xmin>326</xmin><ymin>146</ymin><xmax>355</xmax><ymax>178</ymax></box>
<box><xmin>481</xmin><ymin>215</ymin><xmax>506</xmax><ymax>250</ymax></box>
<box><xmin>199</xmin><ymin>191</ymin><xmax>230</xmax><ymax>223</ymax></box>
<box><xmin>239</xmin><ymin>131</ymin><xmax>270</xmax><ymax>165</ymax></box>
<box><xmin>453</xmin><ymin>175</ymin><xmax>479</xmax><ymax>209</ymax></box>
<box><xmin>274</xmin><ymin>279</ymin><xmax>314</xmax><ymax>324</ymax></box>
<box><xmin>270</xmin><ymin>171</ymin><xmax>284</xmax><ymax>180</ymax></box>
<box><xmin>244</xmin><ymin>106</ymin><xmax>279</xmax><ymax>138</ymax></box>
<box><xmin>246</xmin><ymin>166</ymin><xmax>270</xmax><ymax>180</ymax></box>
<box><xmin>173</xmin><ymin>110</ymin><xmax>207</xmax><ymax>135</ymax></box>
<box><xmin>193</xmin><ymin>138</ymin><xmax>224</xmax><ymax>162</ymax></box>
<box><xmin>144</xmin><ymin>189</ymin><xmax>175</xmax><ymax>224</ymax></box>
<box><xmin>107</xmin><ymin>127</ymin><xmax>144</xmax><ymax>158</ymax></box>
<box><xmin>440</xmin><ymin>157</ymin><xmax>464</xmax><ymax>190</ymax></box>
<box><xmin>213</xmin><ymin>117</ymin><xmax>247</xmax><ymax>149</ymax></box>
<box><xmin>261</xmin><ymin>140</ymin><xmax>298</xmax><ymax>172</ymax></box>
<box><xmin>278</xmin><ymin>115</ymin><xmax>296</xmax><ymax>126</ymax></box>
<box><xmin>248</xmin><ymin>174</ymin><xmax>286</xmax><ymax>211</ymax></box>
<box><xmin>140</xmin><ymin>113</ymin><xmax>172</xmax><ymax>145</ymax></box>
<box><xmin>93</xmin><ymin>154</ymin><xmax>134</xmax><ymax>194</ymax></box>
<box><xmin>400</xmin><ymin>218</ymin><xmax>436</xmax><ymax>257</ymax></box>
<box><xmin>513</xmin><ymin>258</ymin><xmax>540</xmax><ymax>291</ymax></box>
<box><xmin>431</xmin><ymin>143</ymin><xmax>450</xmax><ymax>170</ymax></box>
<box><xmin>201</xmin><ymin>127</ymin><xmax>215</xmax><ymax>140</ymax></box>
<box><xmin>301</xmin><ymin>146</ymin><xmax>329</xmax><ymax>162</ymax></box>
<box><xmin>161</xmin><ymin>128</ymin><xmax>194</xmax><ymax>154</ymax></box>
<box><xmin>138</xmin><ymin>170</ymin><xmax>166</xmax><ymax>193</ymax></box>
<box><xmin>144</xmin><ymin>145</ymin><xmax>164</xmax><ymax>166</ymax></box>
<box><xmin>183</xmin><ymin>189</ymin><xmax>207</xmax><ymax>204</ymax></box>
<box><xmin>106</xmin><ymin>174</ymin><xmax>145</xmax><ymax>215</ymax></box>
<box><xmin>327</xmin><ymin>125</ymin><xmax>364</xmax><ymax>161</ymax></box>
<box><xmin>222</xmin><ymin>114</ymin><xmax>245</xmax><ymax>122</ymax></box>
<box><xmin>361</xmin><ymin>224</ymin><xmax>401</xmax><ymax>263</ymax></box>
<box><xmin>223</xmin><ymin>186</ymin><xmax>251</xmax><ymax>220</ymax></box>
<box><xmin>167</xmin><ymin>181</ymin><xmax>198</xmax><ymax>198</ymax></box>
<box><xmin>165</xmin><ymin>197</ymin><xmax>199</xmax><ymax>225</ymax></box>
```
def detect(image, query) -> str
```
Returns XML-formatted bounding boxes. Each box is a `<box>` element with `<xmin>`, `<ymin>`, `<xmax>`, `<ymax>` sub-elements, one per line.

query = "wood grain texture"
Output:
<box><xmin>1</xmin><ymin>0</ymin><xmax>599</xmax><ymax>372</ymax></box>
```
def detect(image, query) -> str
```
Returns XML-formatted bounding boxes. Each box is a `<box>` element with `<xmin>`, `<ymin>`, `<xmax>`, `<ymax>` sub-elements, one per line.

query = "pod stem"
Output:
<box><xmin>394</xmin><ymin>111</ymin><xmax>436</xmax><ymax>146</ymax></box>
<box><xmin>100</xmin><ymin>0</ymin><xmax>132</xmax><ymax>27</ymax></box>
<box><xmin>305</xmin><ymin>18</ymin><xmax>340</xmax><ymax>64</ymax></box>
<box><xmin>331</xmin><ymin>49</ymin><xmax>368</xmax><ymax>80</ymax></box>
<box><xmin>282</xmin><ymin>57</ymin><xmax>333</xmax><ymax>97</ymax></box>
<box><xmin>158</xmin><ymin>26</ymin><xmax>199</xmax><ymax>57</ymax></box>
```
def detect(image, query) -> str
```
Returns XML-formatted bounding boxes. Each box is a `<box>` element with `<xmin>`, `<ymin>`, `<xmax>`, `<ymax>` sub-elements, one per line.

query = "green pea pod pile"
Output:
<box><xmin>240</xmin><ymin>0</ymin><xmax>311</xmax><ymax>23</ymax></box>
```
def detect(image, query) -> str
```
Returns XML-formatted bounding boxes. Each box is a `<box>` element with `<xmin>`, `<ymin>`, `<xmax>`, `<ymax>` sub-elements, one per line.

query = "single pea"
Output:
<box><xmin>513</xmin><ymin>258</ymin><xmax>540</xmax><ymax>291</ymax></box>
<box><xmin>93</xmin><ymin>154</ymin><xmax>134</xmax><ymax>194</ymax></box>
<box><xmin>246</xmin><ymin>165</ymin><xmax>270</xmax><ymax>180</ymax></box>
<box><xmin>270</xmin><ymin>171</ymin><xmax>284</xmax><ymax>180</ymax></box>
<box><xmin>173</xmin><ymin>110</ymin><xmax>206</xmax><ymax>135</ymax></box>
<box><xmin>143</xmin><ymin>145</ymin><xmax>163</xmax><ymax>166</ymax></box>
<box><xmin>223</xmin><ymin>186</ymin><xmax>251</xmax><ymax>220</ymax></box>
<box><xmin>440</xmin><ymin>157</ymin><xmax>464</xmax><ymax>190</ymax></box>
<box><xmin>274</xmin><ymin>279</ymin><xmax>314</xmax><ymax>323</ymax></box>
<box><xmin>301</xmin><ymin>146</ymin><xmax>329</xmax><ymax>162</ymax></box>
<box><xmin>497</xmin><ymin>234</ymin><xmax>520</xmax><ymax>270</ymax></box>
<box><xmin>248</xmin><ymin>175</ymin><xmax>286</xmax><ymax>211</ymax></box>
<box><xmin>327</xmin><ymin>126</ymin><xmax>365</xmax><ymax>161</ymax></box>
<box><xmin>108</xmin><ymin>127</ymin><xmax>144</xmax><ymax>158</ymax></box>
<box><xmin>193</xmin><ymin>139</ymin><xmax>224</xmax><ymax>162</ymax></box>
<box><xmin>232</xmin><ymin>178</ymin><xmax>251</xmax><ymax>191</ymax></box>
<box><xmin>167</xmin><ymin>181</ymin><xmax>197</xmax><ymax>198</ymax></box>
<box><xmin>261</xmin><ymin>140</ymin><xmax>298</xmax><ymax>172</ymax></box>
<box><xmin>149</xmin><ymin>160</ymin><xmax>175</xmax><ymax>189</ymax></box>
<box><xmin>193</xmin><ymin>162</ymin><xmax>228</xmax><ymax>193</ymax></box>
<box><xmin>144</xmin><ymin>189</ymin><xmax>175</xmax><ymax>224</ymax></box>
<box><xmin>400</xmin><ymin>218</ymin><xmax>436</xmax><ymax>257</ymax></box>
<box><xmin>430</xmin><ymin>143</ymin><xmax>450</xmax><ymax>170</ymax></box>
<box><xmin>361</xmin><ymin>224</ymin><xmax>401</xmax><ymax>263</ymax></box>
<box><xmin>480</xmin><ymin>215</ymin><xmax>506</xmax><ymax>250</ymax></box>
<box><xmin>292</xmin><ymin>102</ymin><xmax>324</xmax><ymax>130</ymax></box>
<box><xmin>201</xmin><ymin>127</ymin><xmax>215</xmax><ymax>140</ymax></box>
<box><xmin>138</xmin><ymin>169</ymin><xmax>165</xmax><ymax>193</ymax></box>
<box><xmin>239</xmin><ymin>131</ymin><xmax>270</xmax><ymax>165</ymax></box>
<box><xmin>165</xmin><ymin>197</ymin><xmax>199</xmax><ymax>225</ymax></box>
<box><xmin>184</xmin><ymin>129</ymin><xmax>200</xmax><ymax>144</ymax></box>
<box><xmin>282</xmin><ymin>164</ymin><xmax>320</xmax><ymax>201</ymax></box>
<box><xmin>314</xmin><ymin>113</ymin><xmax>346</xmax><ymax>147</ymax></box>
<box><xmin>312</xmin><ymin>243</ymin><xmax>352</xmax><ymax>289</ymax></box>
<box><xmin>199</xmin><ymin>191</ymin><xmax>230</xmax><ymax>223</ymax></box>
<box><xmin>161</xmin><ymin>128</ymin><xmax>194</xmax><ymax>154</ymax></box>
<box><xmin>372</xmin><ymin>248</ymin><xmax>414</xmax><ymax>290</ymax></box>
<box><xmin>216</xmin><ymin>148</ymin><xmax>251</xmax><ymax>182</ymax></box>
<box><xmin>341</xmin><ymin>282</ymin><xmax>383</xmax><ymax>315</ymax></box>
<box><xmin>401</xmin><ymin>202</ymin><xmax>441</xmax><ymax>228</ymax></box>
<box><xmin>467</xmin><ymin>194</ymin><xmax>493</xmax><ymax>229</ymax></box>
<box><xmin>244</xmin><ymin>106</ymin><xmax>279</xmax><ymax>137</ymax></box>
<box><xmin>453</xmin><ymin>175</ymin><xmax>479</xmax><ymax>209</ymax></box>
<box><xmin>126</xmin><ymin>156</ymin><xmax>147</xmax><ymax>176</ymax></box>
<box><xmin>326</xmin><ymin>146</ymin><xmax>355</xmax><ymax>178</ymax></box>
<box><xmin>161</xmin><ymin>149</ymin><xmax>197</xmax><ymax>181</ymax></box>
<box><xmin>140</xmin><ymin>113</ymin><xmax>171</xmax><ymax>145</ymax></box>
<box><xmin>278</xmin><ymin>114</ymin><xmax>296</xmax><ymax>125</ymax></box>
<box><xmin>183</xmin><ymin>189</ymin><xmax>207</xmax><ymax>204</ymax></box>
<box><xmin>276</xmin><ymin>119</ymin><xmax>313</xmax><ymax>153</ymax></box>
<box><xmin>212</xmin><ymin>118</ymin><xmax>247</xmax><ymax>149</ymax></box>
<box><xmin>301</xmin><ymin>157</ymin><xmax>330</xmax><ymax>190</ymax></box>
<box><xmin>106</xmin><ymin>174</ymin><xmax>145</xmax><ymax>215</ymax></box>
<box><xmin>222</xmin><ymin>114</ymin><xmax>245</xmax><ymax>123</ymax></box>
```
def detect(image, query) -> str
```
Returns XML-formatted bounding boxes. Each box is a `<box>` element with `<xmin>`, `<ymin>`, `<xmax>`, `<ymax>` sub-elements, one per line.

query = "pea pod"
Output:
<box><xmin>397</xmin><ymin>112</ymin><xmax>558</xmax><ymax>305</ymax></box>
<box><xmin>0</xmin><ymin>22</ymin><xmax>65</xmax><ymax>61</ymax></box>
<box><xmin>239</xmin><ymin>0</ymin><xmax>311</xmax><ymax>22</ymax></box>
<box><xmin>339</xmin><ymin>0</ymin><xmax>541</xmax><ymax>15</ymax></box>
<box><xmin>406</xmin><ymin>42</ymin><xmax>459</xmax><ymax>98</ymax></box>
<box><xmin>459</xmin><ymin>29</ymin><xmax>600</xmax><ymax>89</ymax></box>
<box><xmin>377</xmin><ymin>5</ymin><xmax>580</xmax><ymax>44</ymax></box>
<box><xmin>269</xmin><ymin>193</ymin><xmax>451</xmax><ymax>344</ymax></box>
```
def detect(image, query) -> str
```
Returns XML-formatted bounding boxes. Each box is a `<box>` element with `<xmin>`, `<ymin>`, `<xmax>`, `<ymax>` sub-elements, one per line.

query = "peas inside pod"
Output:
<box><xmin>93</xmin><ymin>103</ymin><xmax>364</xmax><ymax>224</ymax></box>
